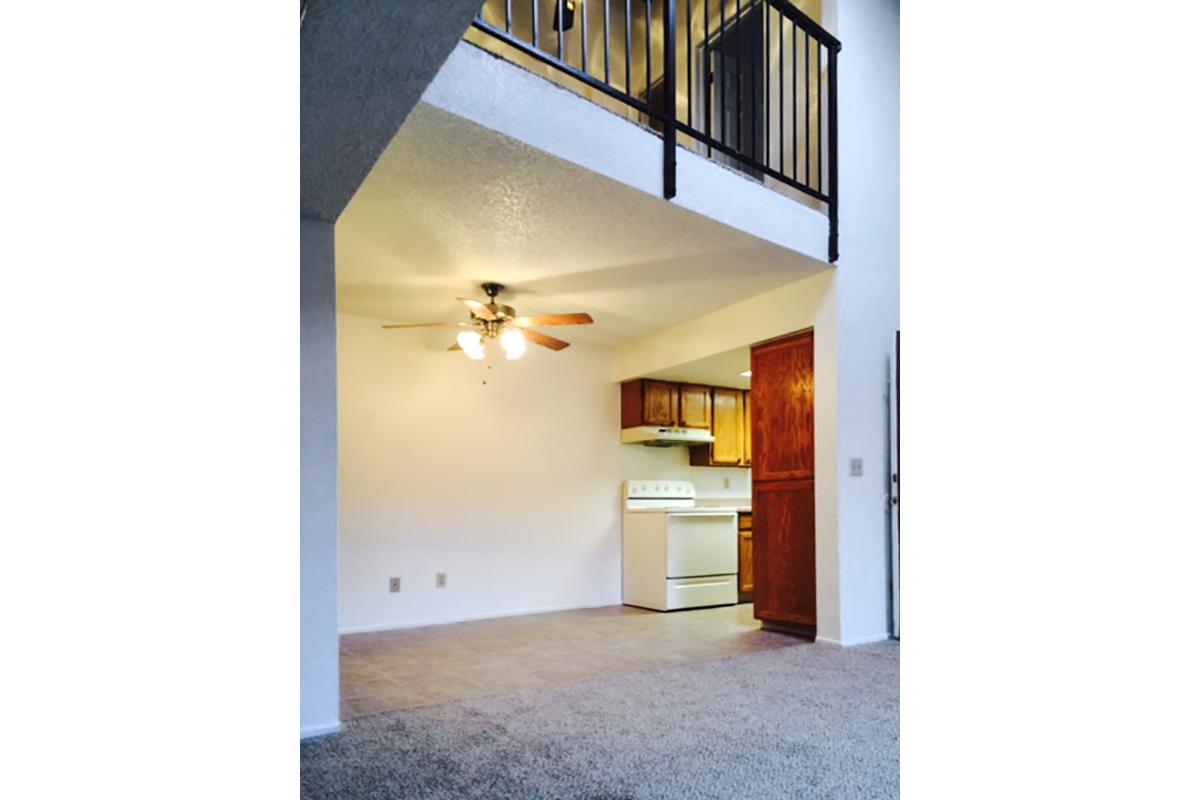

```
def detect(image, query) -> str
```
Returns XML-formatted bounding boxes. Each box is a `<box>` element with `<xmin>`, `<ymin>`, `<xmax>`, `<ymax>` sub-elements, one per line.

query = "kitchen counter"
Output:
<box><xmin>695</xmin><ymin>498</ymin><xmax>752</xmax><ymax>513</ymax></box>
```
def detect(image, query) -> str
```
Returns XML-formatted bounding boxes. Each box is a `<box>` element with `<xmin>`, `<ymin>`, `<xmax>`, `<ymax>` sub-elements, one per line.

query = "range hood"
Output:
<box><xmin>620</xmin><ymin>426</ymin><xmax>716</xmax><ymax>447</ymax></box>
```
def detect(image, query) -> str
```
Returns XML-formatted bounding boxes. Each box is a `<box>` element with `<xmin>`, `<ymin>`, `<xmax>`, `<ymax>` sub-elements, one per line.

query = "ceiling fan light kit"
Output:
<box><xmin>456</xmin><ymin>329</ymin><xmax>485</xmax><ymax>359</ymax></box>
<box><xmin>500</xmin><ymin>328</ymin><xmax>526</xmax><ymax>360</ymax></box>
<box><xmin>383</xmin><ymin>283</ymin><xmax>593</xmax><ymax>361</ymax></box>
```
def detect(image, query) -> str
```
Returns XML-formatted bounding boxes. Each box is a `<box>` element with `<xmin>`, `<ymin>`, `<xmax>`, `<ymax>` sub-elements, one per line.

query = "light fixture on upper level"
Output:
<box><xmin>553</xmin><ymin>0</ymin><xmax>576</xmax><ymax>31</ymax></box>
<box><xmin>380</xmin><ymin>283</ymin><xmax>594</xmax><ymax>361</ymax></box>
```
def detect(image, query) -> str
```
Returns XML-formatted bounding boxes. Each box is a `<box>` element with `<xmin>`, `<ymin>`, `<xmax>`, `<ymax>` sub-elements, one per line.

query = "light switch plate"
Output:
<box><xmin>389</xmin><ymin>577</ymin><xmax>401</xmax><ymax>593</ymax></box>
<box><xmin>850</xmin><ymin>458</ymin><xmax>863</xmax><ymax>477</ymax></box>
<box><xmin>436</xmin><ymin>573</ymin><xmax>447</xmax><ymax>588</ymax></box>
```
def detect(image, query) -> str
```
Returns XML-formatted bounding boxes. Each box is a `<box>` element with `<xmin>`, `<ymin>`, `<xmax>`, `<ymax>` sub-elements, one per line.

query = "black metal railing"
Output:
<box><xmin>470</xmin><ymin>0</ymin><xmax>841</xmax><ymax>262</ymax></box>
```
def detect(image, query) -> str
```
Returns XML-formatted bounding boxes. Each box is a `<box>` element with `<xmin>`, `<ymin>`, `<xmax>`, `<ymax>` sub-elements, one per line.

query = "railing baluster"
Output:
<box><xmin>827</xmin><ymin>43</ymin><xmax>838</xmax><ymax>262</ymax></box>
<box><xmin>625</xmin><ymin>0</ymin><xmax>632</xmax><ymax>95</ymax></box>
<box><xmin>686</xmin><ymin>0</ymin><xmax>692</xmax><ymax>129</ymax></box>
<box><xmin>604</xmin><ymin>0</ymin><xmax>611</xmax><ymax>84</ymax></box>
<box><xmin>778</xmin><ymin>7</ymin><xmax>783</xmax><ymax>174</ymax></box>
<box><xmin>704</xmin><ymin>0</ymin><xmax>710</xmax><ymax>155</ymax></box>
<box><xmin>789</xmin><ymin>22</ymin><xmax>794</xmax><ymax>180</ymax></box>
<box><xmin>718</xmin><ymin>0</ymin><xmax>725</xmax><ymax>145</ymax></box>
<box><xmin>664</xmin><ymin>0</ymin><xmax>677</xmax><ymax>198</ymax></box>
<box><xmin>817</xmin><ymin>43</ymin><xmax>823</xmax><ymax>194</ymax></box>
<box><xmin>734</xmin><ymin>0</ymin><xmax>741</xmax><ymax>155</ymax></box>
<box><xmin>645</xmin><ymin>0</ymin><xmax>652</xmax><ymax>105</ymax></box>
<box><xmin>506</xmin><ymin>0</ymin><xmax>512</xmax><ymax>33</ymax></box>
<box><xmin>749</xmin><ymin>0</ymin><xmax>756</xmax><ymax>161</ymax></box>
<box><xmin>763</xmin><ymin>3</ymin><xmax>772</xmax><ymax>167</ymax></box>
<box><xmin>804</xmin><ymin>30</ymin><xmax>810</xmax><ymax>187</ymax></box>
<box><xmin>581</xmin><ymin>0</ymin><xmax>588</xmax><ymax>71</ymax></box>
<box><xmin>533</xmin><ymin>0</ymin><xmax>539</xmax><ymax>49</ymax></box>
<box><xmin>557</xmin><ymin>0</ymin><xmax>564</xmax><ymax>60</ymax></box>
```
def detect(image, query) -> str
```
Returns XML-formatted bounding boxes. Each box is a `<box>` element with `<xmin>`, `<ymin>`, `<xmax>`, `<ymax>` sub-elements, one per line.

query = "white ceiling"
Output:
<box><xmin>335</xmin><ymin>103</ymin><xmax>825</xmax><ymax>346</ymax></box>
<box><xmin>644</xmin><ymin>346</ymin><xmax>751</xmax><ymax>390</ymax></box>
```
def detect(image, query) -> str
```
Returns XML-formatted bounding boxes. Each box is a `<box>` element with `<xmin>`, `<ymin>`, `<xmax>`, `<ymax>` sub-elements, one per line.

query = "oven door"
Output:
<box><xmin>665</xmin><ymin>511</ymin><xmax>738</xmax><ymax>578</ymax></box>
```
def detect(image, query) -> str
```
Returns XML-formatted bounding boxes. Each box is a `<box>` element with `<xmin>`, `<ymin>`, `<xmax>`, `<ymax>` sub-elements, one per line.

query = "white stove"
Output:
<box><xmin>621</xmin><ymin>480</ymin><xmax>739</xmax><ymax>611</ymax></box>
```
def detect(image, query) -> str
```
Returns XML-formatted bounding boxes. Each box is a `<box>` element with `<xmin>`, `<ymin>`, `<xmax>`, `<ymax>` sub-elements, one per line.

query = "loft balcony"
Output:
<box><xmin>464</xmin><ymin>0</ymin><xmax>840</xmax><ymax>262</ymax></box>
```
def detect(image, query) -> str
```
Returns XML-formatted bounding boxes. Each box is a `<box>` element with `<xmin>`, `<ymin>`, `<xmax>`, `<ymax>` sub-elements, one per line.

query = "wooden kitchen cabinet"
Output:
<box><xmin>752</xmin><ymin>478</ymin><xmax>815</xmax><ymax>632</ymax></box>
<box><xmin>621</xmin><ymin>379</ymin><xmax>679</xmax><ymax>428</ymax></box>
<box><xmin>678</xmin><ymin>384</ymin><xmax>712</xmax><ymax>429</ymax></box>
<box><xmin>738</xmin><ymin>512</ymin><xmax>754</xmax><ymax>603</ymax></box>
<box><xmin>741</xmin><ymin>389</ymin><xmax>752</xmax><ymax>467</ymax></box>
<box><xmin>751</xmin><ymin>331</ymin><xmax>817</xmax><ymax>638</ymax></box>
<box><xmin>642</xmin><ymin>380</ymin><xmax>678</xmax><ymax>426</ymax></box>
<box><xmin>689</xmin><ymin>387</ymin><xmax>750</xmax><ymax>467</ymax></box>
<box><xmin>710</xmin><ymin>388</ymin><xmax>744</xmax><ymax>464</ymax></box>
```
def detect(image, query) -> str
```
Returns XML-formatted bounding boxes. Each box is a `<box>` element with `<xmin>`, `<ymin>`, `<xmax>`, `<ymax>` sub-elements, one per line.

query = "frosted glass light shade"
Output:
<box><xmin>456</xmin><ymin>329</ymin><xmax>485</xmax><ymax>360</ymax></box>
<box><xmin>500</xmin><ymin>328</ymin><xmax>526</xmax><ymax>359</ymax></box>
<box><xmin>457</xmin><ymin>329</ymin><xmax>482</xmax><ymax>350</ymax></box>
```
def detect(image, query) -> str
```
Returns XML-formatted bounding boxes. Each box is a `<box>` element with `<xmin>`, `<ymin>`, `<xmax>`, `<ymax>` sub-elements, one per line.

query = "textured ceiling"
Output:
<box><xmin>300</xmin><ymin>0</ymin><xmax>484</xmax><ymax>222</ymax></box>
<box><xmin>335</xmin><ymin>103</ymin><xmax>826</xmax><ymax>346</ymax></box>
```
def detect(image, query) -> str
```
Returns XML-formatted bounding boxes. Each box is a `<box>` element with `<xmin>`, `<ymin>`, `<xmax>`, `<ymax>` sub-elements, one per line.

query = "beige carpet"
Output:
<box><xmin>301</xmin><ymin>640</ymin><xmax>899</xmax><ymax>799</ymax></box>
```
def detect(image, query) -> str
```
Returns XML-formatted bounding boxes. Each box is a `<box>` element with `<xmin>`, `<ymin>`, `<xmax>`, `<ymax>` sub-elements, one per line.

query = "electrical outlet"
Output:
<box><xmin>850</xmin><ymin>458</ymin><xmax>864</xmax><ymax>477</ymax></box>
<box><xmin>723</xmin><ymin>477</ymin><xmax>731</xmax><ymax>489</ymax></box>
<box><xmin>436</xmin><ymin>573</ymin><xmax>447</xmax><ymax>589</ymax></box>
<box><xmin>388</xmin><ymin>577</ymin><xmax>401</xmax><ymax>593</ymax></box>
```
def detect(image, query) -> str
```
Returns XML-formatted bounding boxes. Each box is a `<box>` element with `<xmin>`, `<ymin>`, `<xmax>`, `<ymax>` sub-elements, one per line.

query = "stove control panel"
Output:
<box><xmin>625</xmin><ymin>480</ymin><xmax>696</xmax><ymax>500</ymax></box>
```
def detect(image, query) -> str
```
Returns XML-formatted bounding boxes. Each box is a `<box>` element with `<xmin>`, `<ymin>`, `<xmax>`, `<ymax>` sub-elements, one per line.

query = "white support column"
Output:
<box><xmin>828</xmin><ymin>0</ymin><xmax>900</xmax><ymax>645</ymax></box>
<box><xmin>300</xmin><ymin>217</ymin><xmax>341</xmax><ymax>737</ymax></box>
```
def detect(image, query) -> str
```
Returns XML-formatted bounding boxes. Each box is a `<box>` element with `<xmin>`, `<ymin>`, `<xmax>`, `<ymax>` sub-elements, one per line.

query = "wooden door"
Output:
<box><xmin>678</xmin><ymin>384</ymin><xmax>712</xmax><ymax>429</ymax></box>
<box><xmin>642</xmin><ymin>380</ymin><xmax>678</xmax><ymax>426</ymax></box>
<box><xmin>710</xmin><ymin>388</ymin><xmax>744</xmax><ymax>465</ymax></box>
<box><xmin>752</xmin><ymin>479</ymin><xmax>816</xmax><ymax>629</ymax></box>
<box><xmin>751</xmin><ymin>334</ymin><xmax>814</xmax><ymax>481</ymax></box>
<box><xmin>750</xmin><ymin>331</ymin><xmax>816</xmax><ymax>637</ymax></box>
<box><xmin>741</xmin><ymin>389</ymin><xmax>752</xmax><ymax>466</ymax></box>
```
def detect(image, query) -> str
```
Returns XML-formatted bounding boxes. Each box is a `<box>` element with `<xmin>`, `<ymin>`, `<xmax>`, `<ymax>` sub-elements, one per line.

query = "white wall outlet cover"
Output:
<box><xmin>850</xmin><ymin>458</ymin><xmax>864</xmax><ymax>477</ymax></box>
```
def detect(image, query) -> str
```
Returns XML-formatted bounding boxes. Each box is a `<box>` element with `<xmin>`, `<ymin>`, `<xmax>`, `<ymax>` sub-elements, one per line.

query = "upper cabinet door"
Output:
<box><xmin>711</xmin><ymin>388</ymin><xmax>744</xmax><ymax>465</ymax></box>
<box><xmin>678</xmin><ymin>384</ymin><xmax>712</xmax><ymax>429</ymax></box>
<box><xmin>741</xmin><ymin>389</ymin><xmax>752</xmax><ymax>466</ymax></box>
<box><xmin>750</xmin><ymin>331</ymin><xmax>814</xmax><ymax>481</ymax></box>
<box><xmin>642</xmin><ymin>380</ymin><xmax>678</xmax><ymax>427</ymax></box>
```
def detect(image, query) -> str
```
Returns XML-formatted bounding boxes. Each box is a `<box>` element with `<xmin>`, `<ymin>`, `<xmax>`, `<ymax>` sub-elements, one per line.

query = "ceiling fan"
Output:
<box><xmin>381</xmin><ymin>283</ymin><xmax>594</xmax><ymax>360</ymax></box>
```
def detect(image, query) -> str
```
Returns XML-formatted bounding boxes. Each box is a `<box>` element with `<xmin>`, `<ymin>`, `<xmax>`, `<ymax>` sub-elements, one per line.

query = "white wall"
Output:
<box><xmin>300</xmin><ymin>217</ymin><xmax>340</xmax><ymax>737</ymax></box>
<box><xmin>826</xmin><ymin>0</ymin><xmax>900</xmax><ymax>644</ymax></box>
<box><xmin>337</xmin><ymin>312</ymin><xmax>749</xmax><ymax>633</ymax></box>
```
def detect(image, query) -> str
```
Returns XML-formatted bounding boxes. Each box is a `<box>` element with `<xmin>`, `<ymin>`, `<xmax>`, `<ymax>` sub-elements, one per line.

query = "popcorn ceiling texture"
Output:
<box><xmin>300</xmin><ymin>0</ymin><xmax>485</xmax><ymax>221</ymax></box>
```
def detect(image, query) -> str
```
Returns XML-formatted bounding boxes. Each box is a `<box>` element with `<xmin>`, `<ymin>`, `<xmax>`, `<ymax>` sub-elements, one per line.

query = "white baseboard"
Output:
<box><xmin>338</xmin><ymin>600</ymin><xmax>617</xmax><ymax>635</ymax></box>
<box><xmin>301</xmin><ymin>721</ymin><xmax>342</xmax><ymax>739</ymax></box>
<box><xmin>816</xmin><ymin>632</ymin><xmax>893</xmax><ymax>647</ymax></box>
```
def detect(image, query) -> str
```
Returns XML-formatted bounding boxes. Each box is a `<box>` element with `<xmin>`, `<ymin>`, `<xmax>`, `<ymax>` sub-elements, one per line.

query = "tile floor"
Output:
<box><xmin>339</xmin><ymin>603</ymin><xmax>806</xmax><ymax>719</ymax></box>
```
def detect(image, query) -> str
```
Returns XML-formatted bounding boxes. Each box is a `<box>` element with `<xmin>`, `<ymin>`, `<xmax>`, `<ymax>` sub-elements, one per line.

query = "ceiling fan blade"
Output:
<box><xmin>523</xmin><ymin>330</ymin><xmax>571</xmax><ymax>351</ymax></box>
<box><xmin>381</xmin><ymin>321</ymin><xmax>470</xmax><ymax>330</ymax></box>
<box><xmin>515</xmin><ymin>313</ymin><xmax>594</xmax><ymax>328</ymax></box>
<box><xmin>456</xmin><ymin>297</ymin><xmax>496</xmax><ymax>321</ymax></box>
